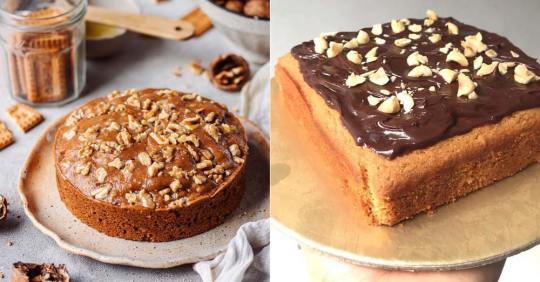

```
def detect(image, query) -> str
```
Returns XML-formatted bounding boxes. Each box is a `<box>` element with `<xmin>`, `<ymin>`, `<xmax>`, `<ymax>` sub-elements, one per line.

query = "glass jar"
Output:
<box><xmin>0</xmin><ymin>0</ymin><xmax>87</xmax><ymax>106</ymax></box>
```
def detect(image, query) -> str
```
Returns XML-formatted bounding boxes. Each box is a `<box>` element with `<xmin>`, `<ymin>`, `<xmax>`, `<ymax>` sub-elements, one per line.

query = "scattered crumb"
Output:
<box><xmin>0</xmin><ymin>271</ymin><xmax>4</xmax><ymax>279</ymax></box>
<box><xmin>6</xmin><ymin>241</ymin><xmax>13</xmax><ymax>247</ymax></box>
<box><xmin>189</xmin><ymin>61</ymin><xmax>205</xmax><ymax>76</ymax></box>
<box><xmin>154</xmin><ymin>0</ymin><xmax>169</xmax><ymax>4</ymax></box>
<box><xmin>173</xmin><ymin>66</ymin><xmax>182</xmax><ymax>77</ymax></box>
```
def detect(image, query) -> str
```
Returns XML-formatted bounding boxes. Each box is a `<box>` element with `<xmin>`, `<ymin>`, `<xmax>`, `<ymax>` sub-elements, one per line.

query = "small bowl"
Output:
<box><xmin>85</xmin><ymin>0</ymin><xmax>140</xmax><ymax>58</ymax></box>
<box><xmin>199</xmin><ymin>0</ymin><xmax>269</xmax><ymax>65</ymax></box>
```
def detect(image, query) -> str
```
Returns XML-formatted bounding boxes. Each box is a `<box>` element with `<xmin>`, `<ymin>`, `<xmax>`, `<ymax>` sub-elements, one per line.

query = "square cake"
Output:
<box><xmin>276</xmin><ymin>10</ymin><xmax>540</xmax><ymax>225</ymax></box>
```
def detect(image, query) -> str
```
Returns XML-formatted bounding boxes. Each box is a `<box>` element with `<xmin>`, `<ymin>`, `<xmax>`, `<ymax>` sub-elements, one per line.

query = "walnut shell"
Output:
<box><xmin>243</xmin><ymin>0</ymin><xmax>270</xmax><ymax>19</ymax></box>
<box><xmin>208</xmin><ymin>53</ymin><xmax>250</xmax><ymax>92</ymax></box>
<box><xmin>12</xmin><ymin>262</ymin><xmax>70</xmax><ymax>282</ymax></box>
<box><xmin>0</xmin><ymin>195</ymin><xmax>7</xmax><ymax>223</ymax></box>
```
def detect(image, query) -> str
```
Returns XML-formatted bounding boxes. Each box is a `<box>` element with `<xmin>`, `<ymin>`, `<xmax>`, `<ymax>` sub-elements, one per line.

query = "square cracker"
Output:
<box><xmin>0</xmin><ymin>121</ymin><xmax>14</xmax><ymax>150</ymax></box>
<box><xmin>7</xmin><ymin>103</ymin><xmax>44</xmax><ymax>133</ymax></box>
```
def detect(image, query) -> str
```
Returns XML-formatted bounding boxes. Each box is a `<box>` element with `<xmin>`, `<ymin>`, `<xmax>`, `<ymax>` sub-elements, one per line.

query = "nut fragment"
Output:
<box><xmin>408</xmin><ymin>65</ymin><xmax>433</xmax><ymax>78</ymax></box>
<box><xmin>396</xmin><ymin>91</ymin><xmax>414</xmax><ymax>113</ymax></box>
<box><xmin>107</xmin><ymin>158</ymin><xmax>124</xmax><ymax>169</ymax></box>
<box><xmin>514</xmin><ymin>64</ymin><xmax>539</xmax><ymax>84</ymax></box>
<box><xmin>406</xmin><ymin>51</ymin><xmax>428</xmax><ymax>66</ymax></box>
<box><xmin>457</xmin><ymin>73</ymin><xmax>476</xmax><ymax>97</ymax></box>
<box><xmin>365</xmin><ymin>47</ymin><xmax>378</xmax><ymax>59</ymax></box>
<box><xmin>391</xmin><ymin>19</ymin><xmax>405</xmax><ymax>34</ymax></box>
<box><xmin>95</xmin><ymin>167</ymin><xmax>107</xmax><ymax>183</ymax></box>
<box><xmin>208</xmin><ymin>53</ymin><xmax>250</xmax><ymax>92</ymax></box>
<box><xmin>91</xmin><ymin>186</ymin><xmax>110</xmax><ymax>200</ymax></box>
<box><xmin>462</xmin><ymin>32</ymin><xmax>487</xmax><ymax>54</ymax></box>
<box><xmin>313</xmin><ymin>37</ymin><xmax>328</xmax><ymax>54</ymax></box>
<box><xmin>498</xmin><ymin>62</ymin><xmax>516</xmax><ymax>75</ymax></box>
<box><xmin>446</xmin><ymin>49</ymin><xmax>469</xmax><ymax>66</ymax></box>
<box><xmin>446</xmin><ymin>22</ymin><xmax>459</xmax><ymax>35</ymax></box>
<box><xmin>394</xmin><ymin>38</ymin><xmax>412</xmax><ymax>48</ymax></box>
<box><xmin>12</xmin><ymin>262</ymin><xmax>70</xmax><ymax>282</ymax></box>
<box><xmin>428</xmin><ymin>33</ymin><xmax>441</xmax><ymax>43</ymax></box>
<box><xmin>510</xmin><ymin>50</ymin><xmax>520</xmax><ymax>58</ymax></box>
<box><xmin>345</xmin><ymin>73</ymin><xmax>367</xmax><ymax>87</ymax></box>
<box><xmin>438</xmin><ymin>69</ymin><xmax>458</xmax><ymax>83</ymax></box>
<box><xmin>343</xmin><ymin>38</ymin><xmax>358</xmax><ymax>49</ymax></box>
<box><xmin>327</xmin><ymin>41</ymin><xmax>344</xmax><ymax>58</ymax></box>
<box><xmin>368</xmin><ymin>67</ymin><xmax>390</xmax><ymax>86</ymax></box>
<box><xmin>408</xmin><ymin>24</ymin><xmax>422</xmax><ymax>33</ymax></box>
<box><xmin>0</xmin><ymin>195</ymin><xmax>7</xmax><ymax>223</ymax></box>
<box><xmin>374</xmin><ymin>37</ymin><xmax>386</xmax><ymax>45</ymax></box>
<box><xmin>476</xmin><ymin>62</ymin><xmax>499</xmax><ymax>77</ymax></box>
<box><xmin>371</xmin><ymin>24</ymin><xmax>383</xmax><ymax>35</ymax></box>
<box><xmin>473</xmin><ymin>56</ymin><xmax>483</xmax><ymax>70</ymax></box>
<box><xmin>439</xmin><ymin>42</ymin><xmax>453</xmax><ymax>54</ymax></box>
<box><xmin>408</xmin><ymin>33</ymin><xmax>421</xmax><ymax>40</ymax></box>
<box><xmin>356</xmin><ymin>30</ymin><xmax>370</xmax><ymax>44</ymax></box>
<box><xmin>426</xmin><ymin>9</ymin><xmax>438</xmax><ymax>21</ymax></box>
<box><xmin>485</xmin><ymin>49</ymin><xmax>498</xmax><ymax>58</ymax></box>
<box><xmin>367</xmin><ymin>95</ymin><xmax>383</xmax><ymax>106</ymax></box>
<box><xmin>346</xmin><ymin>50</ymin><xmax>362</xmax><ymax>64</ymax></box>
<box><xmin>377</xmin><ymin>96</ymin><xmax>401</xmax><ymax>114</ymax></box>
<box><xmin>138</xmin><ymin>152</ymin><xmax>152</xmax><ymax>166</ymax></box>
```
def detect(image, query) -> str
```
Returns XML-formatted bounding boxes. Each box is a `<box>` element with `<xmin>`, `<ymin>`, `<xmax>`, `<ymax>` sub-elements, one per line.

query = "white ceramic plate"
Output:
<box><xmin>18</xmin><ymin>117</ymin><xmax>269</xmax><ymax>268</ymax></box>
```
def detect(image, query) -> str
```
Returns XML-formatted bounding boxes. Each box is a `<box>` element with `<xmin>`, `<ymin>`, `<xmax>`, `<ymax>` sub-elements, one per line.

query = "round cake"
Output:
<box><xmin>54</xmin><ymin>88</ymin><xmax>248</xmax><ymax>242</ymax></box>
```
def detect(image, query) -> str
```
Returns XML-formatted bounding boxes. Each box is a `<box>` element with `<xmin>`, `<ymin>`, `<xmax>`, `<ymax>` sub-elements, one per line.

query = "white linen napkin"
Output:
<box><xmin>193</xmin><ymin>219</ymin><xmax>270</xmax><ymax>282</ymax></box>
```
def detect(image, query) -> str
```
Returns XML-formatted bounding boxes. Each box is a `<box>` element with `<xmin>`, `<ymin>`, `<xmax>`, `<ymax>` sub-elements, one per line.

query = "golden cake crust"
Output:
<box><xmin>54</xmin><ymin>88</ymin><xmax>248</xmax><ymax>241</ymax></box>
<box><xmin>277</xmin><ymin>54</ymin><xmax>540</xmax><ymax>225</ymax></box>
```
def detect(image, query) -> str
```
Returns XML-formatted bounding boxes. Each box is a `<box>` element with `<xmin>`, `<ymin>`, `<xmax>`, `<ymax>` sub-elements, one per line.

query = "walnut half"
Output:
<box><xmin>208</xmin><ymin>53</ymin><xmax>250</xmax><ymax>92</ymax></box>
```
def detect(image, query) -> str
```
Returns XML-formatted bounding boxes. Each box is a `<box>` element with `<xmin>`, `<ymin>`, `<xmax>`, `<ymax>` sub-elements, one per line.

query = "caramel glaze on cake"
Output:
<box><xmin>277</xmin><ymin>10</ymin><xmax>540</xmax><ymax>225</ymax></box>
<box><xmin>54</xmin><ymin>88</ymin><xmax>248</xmax><ymax>242</ymax></box>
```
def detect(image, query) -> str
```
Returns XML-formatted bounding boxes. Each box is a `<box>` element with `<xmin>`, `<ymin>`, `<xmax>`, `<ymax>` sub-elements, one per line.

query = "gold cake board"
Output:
<box><xmin>270</xmin><ymin>79</ymin><xmax>540</xmax><ymax>271</ymax></box>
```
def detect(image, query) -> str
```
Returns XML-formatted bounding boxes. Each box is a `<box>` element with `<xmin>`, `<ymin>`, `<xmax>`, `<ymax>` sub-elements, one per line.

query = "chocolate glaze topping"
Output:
<box><xmin>291</xmin><ymin>16</ymin><xmax>540</xmax><ymax>158</ymax></box>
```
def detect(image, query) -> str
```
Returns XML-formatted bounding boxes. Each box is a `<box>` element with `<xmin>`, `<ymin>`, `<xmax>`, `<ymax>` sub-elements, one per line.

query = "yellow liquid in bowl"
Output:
<box><xmin>86</xmin><ymin>22</ymin><xmax>122</xmax><ymax>40</ymax></box>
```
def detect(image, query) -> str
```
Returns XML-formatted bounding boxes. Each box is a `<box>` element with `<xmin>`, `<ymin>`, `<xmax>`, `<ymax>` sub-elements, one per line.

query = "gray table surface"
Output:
<box><xmin>270</xmin><ymin>0</ymin><xmax>540</xmax><ymax>281</ymax></box>
<box><xmin>0</xmin><ymin>0</ymin><xmax>256</xmax><ymax>281</ymax></box>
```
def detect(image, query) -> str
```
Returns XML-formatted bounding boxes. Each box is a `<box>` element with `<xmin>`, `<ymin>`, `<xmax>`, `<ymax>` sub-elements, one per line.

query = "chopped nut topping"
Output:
<box><xmin>473</xmin><ymin>56</ymin><xmax>484</xmax><ymax>70</ymax></box>
<box><xmin>374</xmin><ymin>37</ymin><xmax>386</xmax><ymax>45</ymax></box>
<box><xmin>428</xmin><ymin>33</ymin><xmax>441</xmax><ymax>43</ymax></box>
<box><xmin>138</xmin><ymin>189</ymin><xmax>155</xmax><ymax>208</ymax></box>
<box><xmin>510</xmin><ymin>50</ymin><xmax>520</xmax><ymax>58</ymax></box>
<box><xmin>457</xmin><ymin>73</ymin><xmax>476</xmax><ymax>97</ymax></box>
<box><xmin>498</xmin><ymin>62</ymin><xmax>516</xmax><ymax>75</ymax></box>
<box><xmin>346</xmin><ymin>50</ymin><xmax>362</xmax><ymax>64</ymax></box>
<box><xmin>229</xmin><ymin>144</ymin><xmax>242</xmax><ymax>157</ymax></box>
<box><xmin>107</xmin><ymin>158</ymin><xmax>124</xmax><ymax>169</ymax></box>
<box><xmin>476</xmin><ymin>62</ymin><xmax>499</xmax><ymax>76</ymax></box>
<box><xmin>147</xmin><ymin>161</ymin><xmax>164</xmax><ymax>177</ymax></box>
<box><xmin>408</xmin><ymin>24</ymin><xmax>422</xmax><ymax>33</ymax></box>
<box><xmin>429</xmin><ymin>86</ymin><xmax>436</xmax><ymax>92</ymax></box>
<box><xmin>396</xmin><ymin>91</ymin><xmax>414</xmax><ymax>113</ymax></box>
<box><xmin>439</xmin><ymin>42</ymin><xmax>453</xmax><ymax>54</ymax></box>
<box><xmin>345</xmin><ymin>73</ymin><xmax>367</xmax><ymax>87</ymax></box>
<box><xmin>365</xmin><ymin>47</ymin><xmax>378</xmax><ymax>59</ymax></box>
<box><xmin>380</xmin><ymin>89</ymin><xmax>391</xmax><ymax>95</ymax></box>
<box><xmin>369</xmin><ymin>67</ymin><xmax>390</xmax><ymax>86</ymax></box>
<box><xmin>204</xmin><ymin>124</ymin><xmax>221</xmax><ymax>142</ymax></box>
<box><xmin>408</xmin><ymin>65</ymin><xmax>433</xmax><ymax>78</ymax></box>
<box><xmin>233</xmin><ymin>157</ymin><xmax>244</xmax><ymax>164</ymax></box>
<box><xmin>377</xmin><ymin>96</ymin><xmax>401</xmax><ymax>114</ymax></box>
<box><xmin>462</xmin><ymin>32</ymin><xmax>487</xmax><ymax>55</ymax></box>
<box><xmin>313</xmin><ymin>37</ymin><xmax>328</xmax><ymax>54</ymax></box>
<box><xmin>196</xmin><ymin>159</ymin><xmax>213</xmax><ymax>170</ymax></box>
<box><xmin>394</xmin><ymin>38</ymin><xmax>412</xmax><ymax>48</ymax></box>
<box><xmin>356</xmin><ymin>30</ymin><xmax>370</xmax><ymax>44</ymax></box>
<box><xmin>193</xmin><ymin>174</ymin><xmax>207</xmax><ymax>185</ymax></box>
<box><xmin>138</xmin><ymin>152</ymin><xmax>152</xmax><ymax>166</ymax></box>
<box><xmin>170</xmin><ymin>179</ymin><xmax>182</xmax><ymax>192</ymax></box>
<box><xmin>367</xmin><ymin>95</ymin><xmax>383</xmax><ymax>106</ymax></box>
<box><xmin>426</xmin><ymin>9</ymin><xmax>438</xmax><ymax>21</ymax></box>
<box><xmin>126</xmin><ymin>94</ymin><xmax>141</xmax><ymax>108</ymax></box>
<box><xmin>75</xmin><ymin>162</ymin><xmax>91</xmax><ymax>176</ymax></box>
<box><xmin>63</xmin><ymin>127</ymin><xmax>76</xmax><ymax>140</ymax></box>
<box><xmin>391</xmin><ymin>19</ymin><xmax>405</xmax><ymax>34</ymax></box>
<box><xmin>406</xmin><ymin>51</ymin><xmax>428</xmax><ymax>66</ymax></box>
<box><xmin>408</xmin><ymin>33</ymin><xmax>421</xmax><ymax>40</ymax></box>
<box><xmin>514</xmin><ymin>64</ymin><xmax>539</xmax><ymax>84</ymax></box>
<box><xmin>446</xmin><ymin>49</ymin><xmax>469</xmax><ymax>66</ymax></box>
<box><xmin>91</xmin><ymin>186</ymin><xmax>110</xmax><ymax>200</ymax></box>
<box><xmin>485</xmin><ymin>49</ymin><xmax>498</xmax><ymax>58</ymax></box>
<box><xmin>324</xmin><ymin>41</ymin><xmax>344</xmax><ymax>59</ymax></box>
<box><xmin>190</xmin><ymin>61</ymin><xmax>205</xmax><ymax>75</ymax></box>
<box><xmin>343</xmin><ymin>38</ymin><xmax>358</xmax><ymax>49</ymax></box>
<box><xmin>371</xmin><ymin>24</ymin><xmax>383</xmax><ymax>35</ymax></box>
<box><xmin>95</xmin><ymin>167</ymin><xmax>107</xmax><ymax>183</ymax></box>
<box><xmin>438</xmin><ymin>69</ymin><xmax>458</xmax><ymax>83</ymax></box>
<box><xmin>446</xmin><ymin>22</ymin><xmax>459</xmax><ymax>35</ymax></box>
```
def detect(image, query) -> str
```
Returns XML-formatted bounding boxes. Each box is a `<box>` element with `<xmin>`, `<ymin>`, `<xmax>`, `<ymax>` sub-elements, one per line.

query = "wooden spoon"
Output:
<box><xmin>85</xmin><ymin>6</ymin><xmax>194</xmax><ymax>40</ymax></box>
